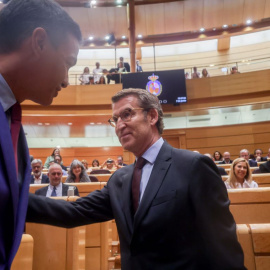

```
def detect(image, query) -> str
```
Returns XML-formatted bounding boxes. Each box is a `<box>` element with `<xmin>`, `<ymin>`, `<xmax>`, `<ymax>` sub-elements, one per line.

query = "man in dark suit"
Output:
<box><xmin>30</xmin><ymin>159</ymin><xmax>49</xmax><ymax>184</ymax></box>
<box><xmin>118</xmin><ymin>56</ymin><xmax>130</xmax><ymax>72</ymax></box>
<box><xmin>136</xmin><ymin>60</ymin><xmax>143</xmax><ymax>72</ymax></box>
<box><xmin>219</xmin><ymin>151</ymin><xmax>233</xmax><ymax>164</ymax></box>
<box><xmin>35</xmin><ymin>164</ymin><xmax>79</xmax><ymax>197</ymax></box>
<box><xmin>0</xmin><ymin>0</ymin><xmax>81</xmax><ymax>268</ymax></box>
<box><xmin>259</xmin><ymin>160</ymin><xmax>270</xmax><ymax>173</ymax></box>
<box><xmin>253</xmin><ymin>148</ymin><xmax>267</xmax><ymax>162</ymax></box>
<box><xmin>27</xmin><ymin>89</ymin><xmax>245</xmax><ymax>270</ymax></box>
<box><xmin>240</xmin><ymin>149</ymin><xmax>257</xmax><ymax>167</ymax></box>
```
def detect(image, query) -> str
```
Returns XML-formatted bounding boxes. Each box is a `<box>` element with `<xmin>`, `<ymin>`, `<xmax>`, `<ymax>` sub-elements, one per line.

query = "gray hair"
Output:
<box><xmin>31</xmin><ymin>159</ymin><xmax>42</xmax><ymax>166</ymax></box>
<box><xmin>66</xmin><ymin>159</ymin><xmax>90</xmax><ymax>183</ymax></box>
<box><xmin>111</xmin><ymin>88</ymin><xmax>164</xmax><ymax>134</ymax></box>
<box><xmin>240</xmin><ymin>149</ymin><xmax>249</xmax><ymax>155</ymax></box>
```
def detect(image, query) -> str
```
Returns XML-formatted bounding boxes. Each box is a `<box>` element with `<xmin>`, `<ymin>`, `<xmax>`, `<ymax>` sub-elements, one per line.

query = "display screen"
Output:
<box><xmin>122</xmin><ymin>69</ymin><xmax>187</xmax><ymax>105</ymax></box>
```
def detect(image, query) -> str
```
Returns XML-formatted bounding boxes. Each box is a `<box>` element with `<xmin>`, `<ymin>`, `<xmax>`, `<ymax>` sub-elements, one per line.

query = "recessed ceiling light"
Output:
<box><xmin>90</xmin><ymin>122</ymin><xmax>95</xmax><ymax>125</ymax></box>
<box><xmin>37</xmin><ymin>123</ymin><xmax>43</xmax><ymax>126</ymax></box>
<box><xmin>246</xmin><ymin>19</ymin><xmax>252</xmax><ymax>25</ymax></box>
<box><xmin>222</xmin><ymin>24</ymin><xmax>228</xmax><ymax>29</ymax></box>
<box><xmin>122</xmin><ymin>35</ymin><xmax>126</xmax><ymax>39</ymax></box>
<box><xmin>137</xmin><ymin>34</ymin><xmax>142</xmax><ymax>38</ymax></box>
<box><xmin>68</xmin><ymin>123</ymin><xmax>73</xmax><ymax>125</ymax></box>
<box><xmin>200</xmin><ymin>28</ymin><xmax>205</xmax><ymax>32</ymax></box>
<box><xmin>88</xmin><ymin>36</ymin><xmax>94</xmax><ymax>40</ymax></box>
<box><xmin>213</xmin><ymin>28</ymin><xmax>216</xmax><ymax>31</ymax></box>
<box><xmin>105</xmin><ymin>35</ymin><xmax>110</xmax><ymax>40</ymax></box>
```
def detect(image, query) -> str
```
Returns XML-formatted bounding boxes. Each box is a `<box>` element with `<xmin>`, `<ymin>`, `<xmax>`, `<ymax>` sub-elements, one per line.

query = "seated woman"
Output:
<box><xmin>66</xmin><ymin>159</ymin><xmax>91</xmax><ymax>183</ymax></box>
<box><xmin>91</xmin><ymin>159</ymin><xmax>100</xmax><ymax>168</ymax></box>
<box><xmin>81</xmin><ymin>159</ymin><xmax>92</xmax><ymax>173</ymax></box>
<box><xmin>213</xmin><ymin>151</ymin><xmax>223</xmax><ymax>162</ymax></box>
<box><xmin>44</xmin><ymin>148</ymin><xmax>61</xmax><ymax>168</ymax></box>
<box><xmin>79</xmin><ymin>67</ymin><xmax>91</xmax><ymax>85</ymax></box>
<box><xmin>225</xmin><ymin>158</ymin><xmax>258</xmax><ymax>189</ymax></box>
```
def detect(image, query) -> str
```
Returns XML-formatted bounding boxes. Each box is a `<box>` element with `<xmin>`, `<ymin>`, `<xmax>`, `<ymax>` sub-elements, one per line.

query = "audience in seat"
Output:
<box><xmin>79</xmin><ymin>67</ymin><xmax>91</xmax><ymax>85</ymax></box>
<box><xmin>219</xmin><ymin>151</ymin><xmax>233</xmax><ymax>164</ymax></box>
<box><xmin>54</xmin><ymin>155</ymin><xmax>68</xmax><ymax>171</ymax></box>
<box><xmin>66</xmin><ymin>159</ymin><xmax>91</xmax><ymax>183</ymax></box>
<box><xmin>265</xmin><ymin>148</ymin><xmax>270</xmax><ymax>160</ymax></box>
<box><xmin>35</xmin><ymin>164</ymin><xmax>79</xmax><ymax>197</ymax></box>
<box><xmin>225</xmin><ymin>158</ymin><xmax>258</xmax><ymax>189</ymax></box>
<box><xmin>185</xmin><ymin>72</ymin><xmax>190</xmax><ymax>79</ymax></box>
<box><xmin>106</xmin><ymin>67</ymin><xmax>120</xmax><ymax>84</ymax></box>
<box><xmin>239</xmin><ymin>149</ymin><xmax>257</xmax><ymax>167</ymax></box>
<box><xmin>101</xmin><ymin>158</ymin><xmax>118</xmax><ymax>170</ymax></box>
<box><xmin>117</xmin><ymin>156</ymin><xmax>127</xmax><ymax>167</ymax></box>
<box><xmin>97</xmin><ymin>75</ymin><xmax>106</xmax><ymax>84</ymax></box>
<box><xmin>81</xmin><ymin>159</ymin><xmax>92</xmax><ymax>173</ymax></box>
<box><xmin>204</xmin><ymin>153</ymin><xmax>228</xmax><ymax>176</ymax></box>
<box><xmin>202</xmin><ymin>68</ymin><xmax>210</xmax><ymax>78</ymax></box>
<box><xmin>253</xmin><ymin>148</ymin><xmax>267</xmax><ymax>162</ymax></box>
<box><xmin>30</xmin><ymin>159</ymin><xmax>49</xmax><ymax>184</ymax></box>
<box><xmin>44</xmin><ymin>148</ymin><xmax>61</xmax><ymax>169</ymax></box>
<box><xmin>191</xmin><ymin>66</ymin><xmax>200</xmax><ymax>78</ymax></box>
<box><xmin>91</xmin><ymin>159</ymin><xmax>100</xmax><ymax>168</ymax></box>
<box><xmin>27</xmin><ymin>89</ymin><xmax>246</xmax><ymax>270</ymax></box>
<box><xmin>136</xmin><ymin>60</ymin><xmax>143</xmax><ymax>72</ymax></box>
<box><xmin>118</xmin><ymin>56</ymin><xmax>130</xmax><ymax>72</ymax></box>
<box><xmin>92</xmin><ymin>62</ymin><xmax>103</xmax><ymax>84</ymax></box>
<box><xmin>259</xmin><ymin>160</ymin><xmax>270</xmax><ymax>173</ymax></box>
<box><xmin>231</xmin><ymin>66</ymin><xmax>240</xmax><ymax>74</ymax></box>
<box><xmin>213</xmin><ymin>150</ymin><xmax>223</xmax><ymax>162</ymax></box>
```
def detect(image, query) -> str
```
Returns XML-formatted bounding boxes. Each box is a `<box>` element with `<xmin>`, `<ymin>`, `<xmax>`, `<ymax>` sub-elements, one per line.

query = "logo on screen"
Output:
<box><xmin>146</xmin><ymin>74</ymin><xmax>162</xmax><ymax>96</ymax></box>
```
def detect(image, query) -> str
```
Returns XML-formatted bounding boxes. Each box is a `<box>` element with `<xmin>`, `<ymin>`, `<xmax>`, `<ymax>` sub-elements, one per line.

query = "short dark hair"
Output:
<box><xmin>111</xmin><ymin>89</ymin><xmax>164</xmax><ymax>134</ymax></box>
<box><xmin>0</xmin><ymin>0</ymin><xmax>82</xmax><ymax>54</ymax></box>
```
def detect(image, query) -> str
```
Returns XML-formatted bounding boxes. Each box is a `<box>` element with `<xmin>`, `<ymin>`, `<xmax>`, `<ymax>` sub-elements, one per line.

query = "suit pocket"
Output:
<box><xmin>152</xmin><ymin>190</ymin><xmax>176</xmax><ymax>206</ymax></box>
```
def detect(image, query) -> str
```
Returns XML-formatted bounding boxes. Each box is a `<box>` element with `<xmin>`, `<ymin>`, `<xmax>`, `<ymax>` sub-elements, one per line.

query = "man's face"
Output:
<box><xmin>112</xmin><ymin>95</ymin><xmax>155</xmax><ymax>157</ymax></box>
<box><xmin>117</xmin><ymin>157</ymin><xmax>123</xmax><ymax>165</ymax></box>
<box><xmin>120</xmin><ymin>57</ymin><xmax>124</xmax><ymax>62</ymax></box>
<box><xmin>54</xmin><ymin>156</ymin><xmax>61</xmax><ymax>164</ymax></box>
<box><xmin>29</xmin><ymin>33</ymin><xmax>79</xmax><ymax>106</ymax></box>
<box><xmin>32</xmin><ymin>162</ymin><xmax>42</xmax><ymax>177</ymax></box>
<box><xmin>96</xmin><ymin>62</ymin><xmax>100</xmax><ymax>68</ymax></box>
<box><xmin>240</xmin><ymin>151</ymin><xmax>249</xmax><ymax>161</ymax></box>
<box><xmin>223</xmin><ymin>152</ymin><xmax>231</xmax><ymax>162</ymax></box>
<box><xmin>255</xmin><ymin>150</ymin><xmax>262</xmax><ymax>157</ymax></box>
<box><xmin>48</xmin><ymin>166</ymin><xmax>63</xmax><ymax>186</ymax></box>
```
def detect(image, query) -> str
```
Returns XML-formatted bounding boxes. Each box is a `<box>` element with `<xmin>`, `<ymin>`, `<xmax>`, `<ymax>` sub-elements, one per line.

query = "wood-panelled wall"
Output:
<box><xmin>163</xmin><ymin>121</ymin><xmax>270</xmax><ymax>159</ymax></box>
<box><xmin>30</xmin><ymin>121</ymin><xmax>270</xmax><ymax>164</ymax></box>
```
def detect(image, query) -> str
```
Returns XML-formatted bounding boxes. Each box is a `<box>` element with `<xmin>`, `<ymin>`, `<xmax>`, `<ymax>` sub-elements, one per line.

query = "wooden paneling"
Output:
<box><xmin>183</xmin><ymin>0</ymin><xmax>204</xmax><ymax>31</ymax></box>
<box><xmin>243</xmin><ymin>0</ymin><xmax>266</xmax><ymax>22</ymax></box>
<box><xmin>203</xmin><ymin>0</ymin><xmax>224</xmax><ymax>29</ymax></box>
<box><xmin>145</xmin><ymin>3</ymin><xmax>165</xmax><ymax>35</ymax></box>
<box><xmin>164</xmin><ymin>2</ymin><xmax>184</xmax><ymax>33</ymax></box>
<box><xmin>218</xmin><ymin>37</ymin><xmax>230</xmax><ymax>51</ymax></box>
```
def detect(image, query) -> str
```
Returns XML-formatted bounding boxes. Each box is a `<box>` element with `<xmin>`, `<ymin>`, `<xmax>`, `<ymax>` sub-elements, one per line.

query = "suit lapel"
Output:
<box><xmin>121</xmin><ymin>165</ymin><xmax>135</xmax><ymax>234</ymax></box>
<box><xmin>133</xmin><ymin>142</ymin><xmax>172</xmax><ymax>230</ymax></box>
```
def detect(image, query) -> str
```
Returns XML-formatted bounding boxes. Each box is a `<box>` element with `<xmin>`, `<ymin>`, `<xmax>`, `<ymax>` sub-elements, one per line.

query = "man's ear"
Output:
<box><xmin>148</xmin><ymin>108</ymin><xmax>159</xmax><ymax>126</ymax></box>
<box><xmin>31</xmin><ymin>27</ymin><xmax>49</xmax><ymax>58</ymax></box>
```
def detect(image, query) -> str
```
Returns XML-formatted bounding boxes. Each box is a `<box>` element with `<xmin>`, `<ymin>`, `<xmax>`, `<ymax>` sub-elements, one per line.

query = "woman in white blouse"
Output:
<box><xmin>225</xmin><ymin>158</ymin><xmax>258</xmax><ymax>189</ymax></box>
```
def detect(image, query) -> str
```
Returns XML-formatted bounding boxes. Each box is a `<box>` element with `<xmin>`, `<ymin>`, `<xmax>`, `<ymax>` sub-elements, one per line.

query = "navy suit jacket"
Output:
<box><xmin>248</xmin><ymin>159</ymin><xmax>257</xmax><ymax>167</ymax></box>
<box><xmin>259</xmin><ymin>160</ymin><xmax>270</xmax><ymax>173</ymax></box>
<box><xmin>30</xmin><ymin>174</ymin><xmax>49</xmax><ymax>184</ymax></box>
<box><xmin>27</xmin><ymin>142</ymin><xmax>245</xmax><ymax>270</ymax></box>
<box><xmin>0</xmin><ymin>103</ymin><xmax>31</xmax><ymax>269</ymax></box>
<box><xmin>35</xmin><ymin>183</ymin><xmax>79</xmax><ymax>197</ymax></box>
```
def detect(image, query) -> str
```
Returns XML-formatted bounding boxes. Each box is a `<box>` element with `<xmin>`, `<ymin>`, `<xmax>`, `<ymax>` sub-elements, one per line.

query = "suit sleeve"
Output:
<box><xmin>189</xmin><ymin>156</ymin><xmax>246</xmax><ymax>270</ymax></box>
<box><xmin>74</xmin><ymin>187</ymin><xmax>80</xmax><ymax>197</ymax></box>
<box><xmin>27</xmin><ymin>185</ymin><xmax>114</xmax><ymax>228</ymax></box>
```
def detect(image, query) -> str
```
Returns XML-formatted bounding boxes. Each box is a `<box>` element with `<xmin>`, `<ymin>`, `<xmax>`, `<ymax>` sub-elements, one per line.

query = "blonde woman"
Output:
<box><xmin>225</xmin><ymin>158</ymin><xmax>258</xmax><ymax>189</ymax></box>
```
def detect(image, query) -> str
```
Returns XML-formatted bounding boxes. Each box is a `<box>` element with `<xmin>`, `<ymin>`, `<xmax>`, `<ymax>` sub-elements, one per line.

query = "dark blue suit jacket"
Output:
<box><xmin>248</xmin><ymin>159</ymin><xmax>257</xmax><ymax>167</ymax></box>
<box><xmin>30</xmin><ymin>174</ymin><xmax>49</xmax><ymax>184</ymax></box>
<box><xmin>0</xmin><ymin>103</ymin><xmax>31</xmax><ymax>269</ymax></box>
<box><xmin>27</xmin><ymin>142</ymin><xmax>245</xmax><ymax>270</ymax></box>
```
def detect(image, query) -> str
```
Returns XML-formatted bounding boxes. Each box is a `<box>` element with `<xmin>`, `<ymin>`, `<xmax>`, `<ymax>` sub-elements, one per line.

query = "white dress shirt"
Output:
<box><xmin>46</xmin><ymin>182</ymin><xmax>63</xmax><ymax>197</ymax></box>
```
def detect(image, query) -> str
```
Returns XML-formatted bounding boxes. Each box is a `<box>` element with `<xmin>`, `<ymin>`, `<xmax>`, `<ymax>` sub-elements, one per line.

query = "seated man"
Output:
<box><xmin>259</xmin><ymin>160</ymin><xmax>270</xmax><ymax>173</ymax></box>
<box><xmin>219</xmin><ymin>152</ymin><xmax>233</xmax><ymax>164</ymax></box>
<box><xmin>30</xmin><ymin>159</ymin><xmax>49</xmax><ymax>184</ymax></box>
<box><xmin>253</xmin><ymin>148</ymin><xmax>267</xmax><ymax>162</ymax></box>
<box><xmin>54</xmin><ymin>155</ymin><xmax>68</xmax><ymax>171</ymax></box>
<box><xmin>35</xmin><ymin>164</ymin><xmax>79</xmax><ymax>197</ymax></box>
<box><xmin>116</xmin><ymin>156</ymin><xmax>127</xmax><ymax>167</ymax></box>
<box><xmin>239</xmin><ymin>149</ymin><xmax>257</xmax><ymax>167</ymax></box>
<box><xmin>204</xmin><ymin>154</ymin><xmax>228</xmax><ymax>176</ymax></box>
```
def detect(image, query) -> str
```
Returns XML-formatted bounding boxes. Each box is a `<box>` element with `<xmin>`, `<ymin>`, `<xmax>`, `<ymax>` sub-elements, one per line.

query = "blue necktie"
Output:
<box><xmin>51</xmin><ymin>186</ymin><xmax>57</xmax><ymax>197</ymax></box>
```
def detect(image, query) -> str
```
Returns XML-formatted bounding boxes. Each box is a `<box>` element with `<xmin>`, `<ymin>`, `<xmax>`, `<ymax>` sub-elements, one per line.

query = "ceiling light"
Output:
<box><xmin>68</xmin><ymin>123</ymin><xmax>73</xmax><ymax>125</ymax></box>
<box><xmin>246</xmin><ymin>19</ymin><xmax>252</xmax><ymax>25</ymax></box>
<box><xmin>122</xmin><ymin>35</ymin><xmax>126</xmax><ymax>39</ymax></box>
<box><xmin>97</xmin><ymin>122</ymin><xmax>102</xmax><ymax>125</ymax></box>
<box><xmin>90</xmin><ymin>122</ymin><xmax>95</xmax><ymax>125</ymax></box>
<box><xmin>137</xmin><ymin>34</ymin><xmax>142</xmax><ymax>38</ymax></box>
<box><xmin>45</xmin><ymin>123</ymin><xmax>50</xmax><ymax>126</ymax></box>
<box><xmin>200</xmin><ymin>28</ymin><xmax>205</xmax><ymax>32</ymax></box>
<box><xmin>37</xmin><ymin>123</ymin><xmax>43</xmax><ymax>126</ymax></box>
<box><xmin>105</xmin><ymin>35</ymin><xmax>110</xmax><ymax>40</ymax></box>
<box><xmin>88</xmin><ymin>36</ymin><xmax>94</xmax><ymax>40</ymax></box>
<box><xmin>222</xmin><ymin>24</ymin><xmax>228</xmax><ymax>29</ymax></box>
<box><xmin>213</xmin><ymin>28</ymin><xmax>216</xmax><ymax>31</ymax></box>
<box><xmin>116</xmin><ymin>0</ymin><xmax>122</xmax><ymax>3</ymax></box>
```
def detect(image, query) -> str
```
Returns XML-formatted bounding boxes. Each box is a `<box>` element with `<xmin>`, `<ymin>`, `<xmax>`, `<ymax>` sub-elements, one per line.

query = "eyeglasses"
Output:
<box><xmin>108</xmin><ymin>108</ymin><xmax>145</xmax><ymax>127</ymax></box>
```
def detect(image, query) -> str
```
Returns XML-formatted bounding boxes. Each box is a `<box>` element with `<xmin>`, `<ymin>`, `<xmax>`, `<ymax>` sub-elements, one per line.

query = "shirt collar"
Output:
<box><xmin>0</xmin><ymin>74</ymin><xmax>17</xmax><ymax>112</ymax></box>
<box><xmin>49</xmin><ymin>182</ymin><xmax>62</xmax><ymax>190</ymax></box>
<box><xmin>140</xmin><ymin>137</ymin><xmax>164</xmax><ymax>164</ymax></box>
